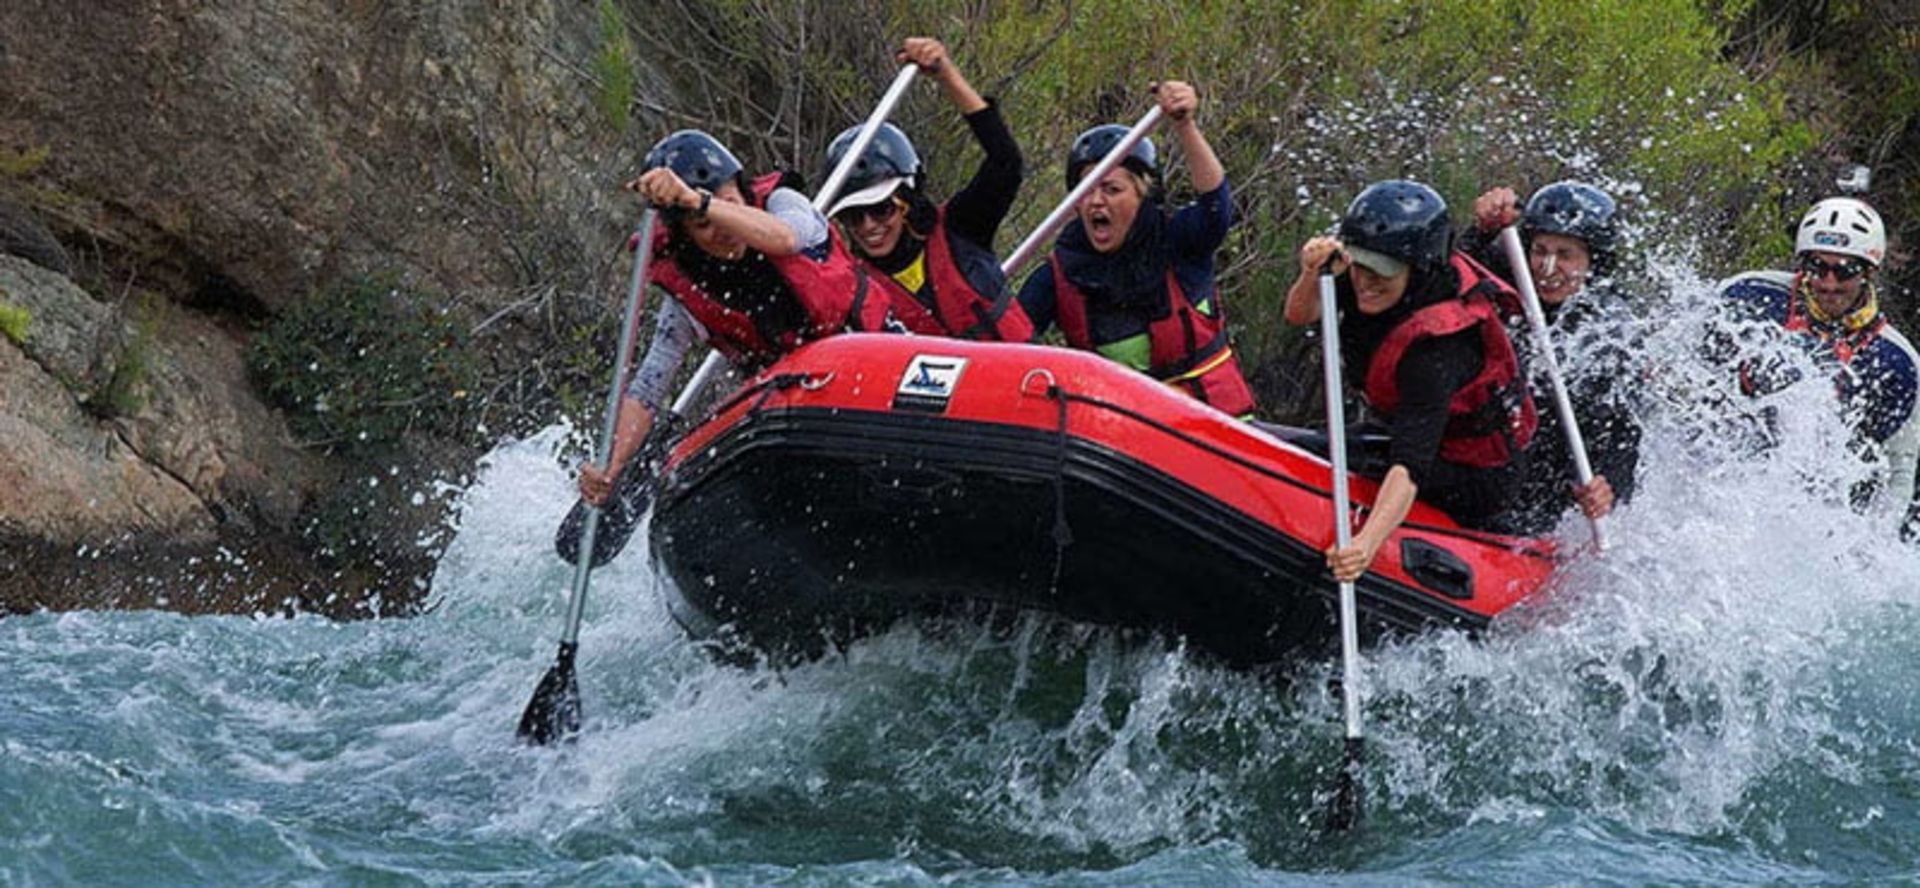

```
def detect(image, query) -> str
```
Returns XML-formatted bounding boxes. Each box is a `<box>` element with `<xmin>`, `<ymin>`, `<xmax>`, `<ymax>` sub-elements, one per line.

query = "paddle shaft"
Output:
<box><xmin>814</xmin><ymin>64</ymin><xmax>919</xmax><ymax>210</ymax></box>
<box><xmin>1001</xmin><ymin>106</ymin><xmax>1165</xmax><ymax>277</ymax></box>
<box><xmin>556</xmin><ymin>210</ymin><xmax>660</xmax><ymax>646</ymax></box>
<box><xmin>1317</xmin><ymin>268</ymin><xmax>1364</xmax><ymax>751</ymax></box>
<box><xmin>1498</xmin><ymin>226</ymin><xmax>1606</xmax><ymax>549</ymax></box>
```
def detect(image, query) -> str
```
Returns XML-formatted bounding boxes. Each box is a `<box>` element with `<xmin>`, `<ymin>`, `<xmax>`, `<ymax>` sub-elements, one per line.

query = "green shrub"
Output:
<box><xmin>250</xmin><ymin>276</ymin><xmax>479</xmax><ymax>454</ymax></box>
<box><xmin>0</xmin><ymin>145</ymin><xmax>49</xmax><ymax>178</ymax></box>
<box><xmin>0</xmin><ymin>300</ymin><xmax>28</xmax><ymax>344</ymax></box>
<box><xmin>592</xmin><ymin>0</ymin><xmax>637</xmax><ymax>132</ymax></box>
<box><xmin>79</xmin><ymin>295</ymin><xmax>156</xmax><ymax>419</ymax></box>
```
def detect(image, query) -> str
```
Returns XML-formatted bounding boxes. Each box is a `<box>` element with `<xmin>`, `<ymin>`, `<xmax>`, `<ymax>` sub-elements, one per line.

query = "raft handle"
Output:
<box><xmin>1401</xmin><ymin>538</ymin><xmax>1474</xmax><ymax>601</ymax></box>
<box><xmin>1020</xmin><ymin>368</ymin><xmax>1057</xmax><ymax>398</ymax></box>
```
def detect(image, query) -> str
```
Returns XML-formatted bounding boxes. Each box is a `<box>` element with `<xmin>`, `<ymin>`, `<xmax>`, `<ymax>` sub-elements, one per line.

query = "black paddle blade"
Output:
<box><xmin>553</xmin><ymin>483</ymin><xmax>650</xmax><ymax>568</ymax></box>
<box><xmin>516</xmin><ymin>642</ymin><xmax>581</xmax><ymax>745</ymax></box>
<box><xmin>553</xmin><ymin>416</ymin><xmax>680</xmax><ymax>567</ymax></box>
<box><xmin>1324</xmin><ymin>737</ymin><xmax>1365</xmax><ymax>832</ymax></box>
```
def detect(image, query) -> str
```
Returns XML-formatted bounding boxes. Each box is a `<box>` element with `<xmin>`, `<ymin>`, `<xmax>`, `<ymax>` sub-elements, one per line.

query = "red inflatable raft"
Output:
<box><xmin>648</xmin><ymin>333</ymin><xmax>1558</xmax><ymax>667</ymax></box>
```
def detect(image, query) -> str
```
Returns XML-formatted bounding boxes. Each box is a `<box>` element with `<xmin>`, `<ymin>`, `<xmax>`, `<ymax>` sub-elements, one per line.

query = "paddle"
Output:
<box><xmin>1498</xmin><ymin>225</ymin><xmax>1607</xmax><ymax>550</ymax></box>
<box><xmin>518</xmin><ymin>208</ymin><xmax>660</xmax><ymax>746</ymax></box>
<box><xmin>550</xmin><ymin>63</ymin><xmax>923</xmax><ymax>570</ymax></box>
<box><xmin>1315</xmin><ymin>259</ymin><xmax>1366</xmax><ymax>832</ymax></box>
<box><xmin>1001</xmin><ymin>105</ymin><xmax>1164</xmax><ymax>276</ymax></box>
<box><xmin>522</xmin><ymin>67</ymin><xmax>925</xmax><ymax>744</ymax></box>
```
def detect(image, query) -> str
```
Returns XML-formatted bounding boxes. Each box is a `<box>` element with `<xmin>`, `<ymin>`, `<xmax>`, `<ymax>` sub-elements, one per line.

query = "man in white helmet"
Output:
<box><xmin>1714</xmin><ymin>196</ymin><xmax>1920</xmax><ymax>532</ymax></box>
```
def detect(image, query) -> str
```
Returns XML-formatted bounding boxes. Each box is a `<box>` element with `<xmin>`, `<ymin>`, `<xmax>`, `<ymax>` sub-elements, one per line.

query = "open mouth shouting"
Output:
<box><xmin>1084</xmin><ymin>208</ymin><xmax>1118</xmax><ymax>250</ymax></box>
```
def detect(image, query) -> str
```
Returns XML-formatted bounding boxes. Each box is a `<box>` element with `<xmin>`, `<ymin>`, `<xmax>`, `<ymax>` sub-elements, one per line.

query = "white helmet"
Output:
<box><xmin>1796</xmin><ymin>197</ymin><xmax>1886</xmax><ymax>266</ymax></box>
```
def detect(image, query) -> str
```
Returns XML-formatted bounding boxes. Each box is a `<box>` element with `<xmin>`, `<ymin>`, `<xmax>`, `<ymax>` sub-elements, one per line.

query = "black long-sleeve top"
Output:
<box><xmin>1336</xmin><ymin>274</ymin><xmax>1480</xmax><ymax>489</ymax></box>
<box><xmin>1335</xmin><ymin>262</ymin><xmax>1526</xmax><ymax>528</ymax></box>
<box><xmin>1458</xmin><ymin>226</ymin><xmax>1644</xmax><ymax>533</ymax></box>
<box><xmin>869</xmin><ymin>99</ymin><xmax>1022</xmax><ymax>280</ymax></box>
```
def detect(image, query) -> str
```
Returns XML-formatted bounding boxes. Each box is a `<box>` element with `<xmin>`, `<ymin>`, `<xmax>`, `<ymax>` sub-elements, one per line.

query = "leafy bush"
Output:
<box><xmin>85</xmin><ymin>300</ymin><xmax>154</xmax><ymax>419</ymax></box>
<box><xmin>0</xmin><ymin>145</ymin><xmax>50</xmax><ymax>178</ymax></box>
<box><xmin>0</xmin><ymin>300</ymin><xmax>28</xmax><ymax>344</ymax></box>
<box><xmin>250</xmin><ymin>276</ymin><xmax>478</xmax><ymax>454</ymax></box>
<box><xmin>647</xmin><ymin>0</ymin><xmax>1813</xmax><ymax>338</ymax></box>
<box><xmin>592</xmin><ymin>0</ymin><xmax>638</xmax><ymax>133</ymax></box>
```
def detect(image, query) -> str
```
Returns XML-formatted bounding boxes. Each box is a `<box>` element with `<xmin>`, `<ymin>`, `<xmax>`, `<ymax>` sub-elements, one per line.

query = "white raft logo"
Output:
<box><xmin>894</xmin><ymin>354</ymin><xmax>968</xmax><ymax>413</ymax></box>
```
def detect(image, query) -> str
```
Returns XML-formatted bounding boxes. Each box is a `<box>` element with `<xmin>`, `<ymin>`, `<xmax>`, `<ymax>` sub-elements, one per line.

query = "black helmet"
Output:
<box><xmin>643</xmin><ymin>129</ymin><xmax>744</xmax><ymax>194</ymax></box>
<box><xmin>1523</xmin><ymin>180</ymin><xmax>1618</xmax><ymax>275</ymax></box>
<box><xmin>1337</xmin><ymin>180</ymin><xmax>1452</xmax><ymax>272</ymax></box>
<box><xmin>822</xmin><ymin>122</ymin><xmax>923</xmax><ymax>198</ymax></box>
<box><xmin>1066</xmin><ymin>124</ymin><xmax>1158</xmax><ymax>189</ymax></box>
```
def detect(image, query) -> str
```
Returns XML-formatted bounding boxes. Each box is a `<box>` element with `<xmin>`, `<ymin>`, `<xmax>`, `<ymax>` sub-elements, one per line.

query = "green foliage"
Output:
<box><xmin>250</xmin><ymin>276</ymin><xmax>479</xmax><ymax>454</ymax></box>
<box><xmin>86</xmin><ymin>300</ymin><xmax>155</xmax><ymax>419</ymax></box>
<box><xmin>592</xmin><ymin>0</ymin><xmax>638</xmax><ymax>133</ymax></box>
<box><xmin>620</xmin><ymin>0</ymin><xmax>1883</xmax><ymax>415</ymax></box>
<box><xmin>1705</xmin><ymin>0</ymin><xmax>1920</xmax><ymax>318</ymax></box>
<box><xmin>0</xmin><ymin>300</ymin><xmax>28</xmax><ymax>344</ymax></box>
<box><xmin>0</xmin><ymin>145</ymin><xmax>50</xmax><ymax>178</ymax></box>
<box><xmin>867</xmin><ymin>0</ymin><xmax>1814</xmax><ymax>373</ymax></box>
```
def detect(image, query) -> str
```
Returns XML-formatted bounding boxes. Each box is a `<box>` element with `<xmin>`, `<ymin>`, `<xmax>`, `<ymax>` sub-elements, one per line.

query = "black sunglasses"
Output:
<box><xmin>835</xmin><ymin>199</ymin><xmax>902</xmax><ymax>225</ymax></box>
<box><xmin>1799</xmin><ymin>255</ymin><xmax>1869</xmax><ymax>281</ymax></box>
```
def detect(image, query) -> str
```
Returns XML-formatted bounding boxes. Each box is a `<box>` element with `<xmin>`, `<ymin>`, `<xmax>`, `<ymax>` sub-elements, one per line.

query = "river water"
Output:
<box><xmin>7</xmin><ymin>286</ymin><xmax>1920</xmax><ymax>885</ymax></box>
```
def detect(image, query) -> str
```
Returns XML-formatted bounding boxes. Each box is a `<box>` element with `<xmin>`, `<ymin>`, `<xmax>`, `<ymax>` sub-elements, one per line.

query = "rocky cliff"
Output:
<box><xmin>0</xmin><ymin>0</ymin><xmax>668</xmax><ymax>613</ymax></box>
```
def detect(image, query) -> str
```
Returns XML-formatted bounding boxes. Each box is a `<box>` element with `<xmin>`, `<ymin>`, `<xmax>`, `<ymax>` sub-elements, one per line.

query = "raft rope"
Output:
<box><xmin>1036</xmin><ymin>383</ymin><xmax>1555</xmax><ymax>555</ymax></box>
<box><xmin>690</xmin><ymin>364</ymin><xmax>1553</xmax><ymax>560</ymax></box>
<box><xmin>1047</xmin><ymin>383</ymin><xmax>1075</xmax><ymax>590</ymax></box>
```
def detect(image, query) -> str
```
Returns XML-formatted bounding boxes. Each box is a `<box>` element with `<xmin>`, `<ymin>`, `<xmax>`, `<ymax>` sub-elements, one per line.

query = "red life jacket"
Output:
<box><xmin>866</xmin><ymin>207</ymin><xmax>1035</xmax><ymax>342</ymax></box>
<box><xmin>1049</xmin><ymin>257</ymin><xmax>1257</xmax><ymax>416</ymax></box>
<box><xmin>1363</xmin><ymin>253</ymin><xmax>1538</xmax><ymax>469</ymax></box>
<box><xmin>648</xmin><ymin>172</ymin><xmax>884</xmax><ymax>364</ymax></box>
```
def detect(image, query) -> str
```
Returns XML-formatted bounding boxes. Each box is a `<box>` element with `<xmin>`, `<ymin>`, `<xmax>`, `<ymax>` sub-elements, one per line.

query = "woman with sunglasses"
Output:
<box><xmin>1015</xmin><ymin>81</ymin><xmax>1257</xmax><ymax>417</ymax></box>
<box><xmin>1460</xmin><ymin>180</ymin><xmax>1644</xmax><ymax>536</ymax></box>
<box><xmin>574</xmin><ymin>129</ymin><xmax>889</xmax><ymax>511</ymax></box>
<box><xmin>820</xmin><ymin>37</ymin><xmax>1033</xmax><ymax>343</ymax></box>
<box><xmin>1714</xmin><ymin>196</ymin><xmax>1920</xmax><ymax>533</ymax></box>
<box><xmin>1282</xmin><ymin>180</ymin><xmax>1537</xmax><ymax>581</ymax></box>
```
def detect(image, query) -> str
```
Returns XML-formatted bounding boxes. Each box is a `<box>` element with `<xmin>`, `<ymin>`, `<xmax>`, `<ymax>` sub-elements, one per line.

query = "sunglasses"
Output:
<box><xmin>1799</xmin><ymin>255</ymin><xmax>1869</xmax><ymax>281</ymax></box>
<box><xmin>835</xmin><ymin>198</ymin><xmax>903</xmax><ymax>225</ymax></box>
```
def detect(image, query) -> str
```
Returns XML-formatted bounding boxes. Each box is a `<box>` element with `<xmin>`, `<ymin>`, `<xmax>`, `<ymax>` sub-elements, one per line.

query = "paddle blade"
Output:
<box><xmin>516</xmin><ymin>642</ymin><xmax>581</xmax><ymax>745</ymax></box>
<box><xmin>553</xmin><ymin>414</ymin><xmax>681</xmax><ymax>567</ymax></box>
<box><xmin>1324</xmin><ymin>736</ymin><xmax>1365</xmax><ymax>832</ymax></box>
<box><xmin>553</xmin><ymin>484</ymin><xmax>650</xmax><ymax>568</ymax></box>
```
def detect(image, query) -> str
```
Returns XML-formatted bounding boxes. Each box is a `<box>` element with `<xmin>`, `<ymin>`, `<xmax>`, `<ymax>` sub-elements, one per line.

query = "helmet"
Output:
<box><xmin>1523</xmin><ymin>180</ymin><xmax>1618</xmax><ymax>274</ymax></box>
<box><xmin>643</xmin><ymin>130</ymin><xmax>744</xmax><ymax>194</ymax></box>
<box><xmin>1337</xmin><ymin>180</ymin><xmax>1452</xmax><ymax>273</ymax></box>
<box><xmin>821</xmin><ymin>122</ymin><xmax>923</xmax><ymax>217</ymax></box>
<box><xmin>1066</xmin><ymin>124</ymin><xmax>1158</xmax><ymax>189</ymax></box>
<box><xmin>1795</xmin><ymin>197</ymin><xmax>1885</xmax><ymax>266</ymax></box>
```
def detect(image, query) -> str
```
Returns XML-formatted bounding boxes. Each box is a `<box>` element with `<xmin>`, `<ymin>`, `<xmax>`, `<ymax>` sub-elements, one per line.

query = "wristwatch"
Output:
<box><xmin>693</xmin><ymin>188</ymin><xmax>713</xmax><ymax>218</ymax></box>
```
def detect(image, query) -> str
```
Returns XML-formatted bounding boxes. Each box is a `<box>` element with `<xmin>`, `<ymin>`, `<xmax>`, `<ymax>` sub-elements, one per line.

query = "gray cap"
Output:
<box><xmin>1345</xmin><ymin>244</ymin><xmax>1409</xmax><ymax>278</ymax></box>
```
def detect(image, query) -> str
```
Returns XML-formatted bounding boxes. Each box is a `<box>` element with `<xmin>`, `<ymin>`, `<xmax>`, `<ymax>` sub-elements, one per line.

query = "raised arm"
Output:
<box><xmin>899</xmin><ymin>37</ymin><xmax>986</xmax><ymax>114</ymax></box>
<box><xmin>630</xmin><ymin>168</ymin><xmax>807</xmax><ymax>256</ymax></box>
<box><xmin>1155</xmin><ymin>81</ymin><xmax>1222</xmax><ymax>193</ymax></box>
<box><xmin>905</xmin><ymin>37</ymin><xmax>1023</xmax><ymax>247</ymax></box>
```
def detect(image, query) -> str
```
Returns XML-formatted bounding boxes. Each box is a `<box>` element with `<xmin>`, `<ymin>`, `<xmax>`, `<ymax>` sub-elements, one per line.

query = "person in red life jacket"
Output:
<box><xmin>1459</xmin><ymin>181</ymin><xmax>1643</xmax><ymax>535</ymax></box>
<box><xmin>1282</xmin><ymin>180</ymin><xmax>1538</xmax><ymax>581</ymax></box>
<box><xmin>821</xmin><ymin>37</ymin><xmax>1034</xmax><ymax>343</ymax></box>
<box><xmin>1015</xmin><ymin>81</ymin><xmax>1257</xmax><ymax>417</ymax></box>
<box><xmin>576</xmin><ymin>129</ymin><xmax>887</xmax><ymax>509</ymax></box>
